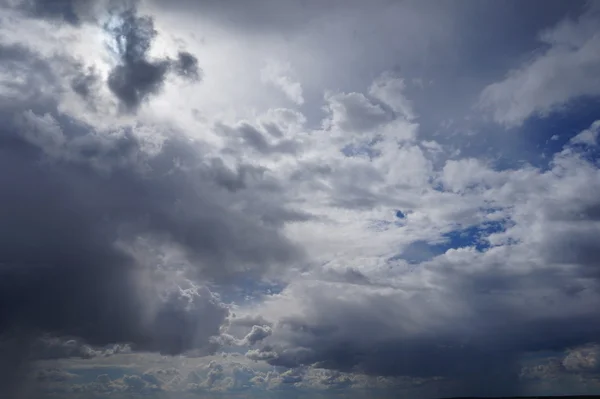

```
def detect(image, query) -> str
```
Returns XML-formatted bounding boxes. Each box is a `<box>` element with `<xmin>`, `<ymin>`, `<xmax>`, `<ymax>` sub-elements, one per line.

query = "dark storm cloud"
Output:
<box><xmin>0</xmin><ymin>39</ymin><xmax>302</xmax><ymax>397</ymax></box>
<box><xmin>257</xmin><ymin>283</ymin><xmax>600</xmax><ymax>396</ymax></box>
<box><xmin>254</xmin><ymin>236</ymin><xmax>600</xmax><ymax>395</ymax></box>
<box><xmin>0</xmin><ymin>107</ymin><xmax>302</xmax><ymax>343</ymax></box>
<box><xmin>0</xmin><ymin>112</ymin><xmax>302</xmax><ymax>390</ymax></box>
<box><xmin>104</xmin><ymin>9</ymin><xmax>203</xmax><ymax>110</ymax></box>
<box><xmin>173</xmin><ymin>51</ymin><xmax>202</xmax><ymax>81</ymax></box>
<box><xmin>105</xmin><ymin>9</ymin><xmax>171</xmax><ymax>110</ymax></box>
<box><xmin>257</xmin><ymin>317</ymin><xmax>514</xmax><ymax>396</ymax></box>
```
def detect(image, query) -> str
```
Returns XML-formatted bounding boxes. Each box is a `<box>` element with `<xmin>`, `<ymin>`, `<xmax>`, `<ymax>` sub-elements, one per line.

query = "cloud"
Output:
<box><xmin>104</xmin><ymin>9</ymin><xmax>174</xmax><ymax>111</ymax></box>
<box><xmin>246</xmin><ymin>348</ymin><xmax>279</xmax><ymax>362</ymax></box>
<box><xmin>242</xmin><ymin>325</ymin><xmax>272</xmax><ymax>346</ymax></box>
<box><xmin>35</xmin><ymin>368</ymin><xmax>77</xmax><ymax>383</ymax></box>
<box><xmin>230</xmin><ymin>315</ymin><xmax>273</xmax><ymax>328</ymax></box>
<box><xmin>172</xmin><ymin>51</ymin><xmax>202</xmax><ymax>81</ymax></box>
<box><xmin>1</xmin><ymin>1</ymin><xmax>203</xmax><ymax>118</ymax></box>
<box><xmin>324</xmin><ymin>91</ymin><xmax>392</xmax><ymax>133</ymax></box>
<box><xmin>218</xmin><ymin>120</ymin><xmax>303</xmax><ymax>157</ymax></box>
<box><xmin>570</xmin><ymin>119</ymin><xmax>600</xmax><ymax>146</ymax></box>
<box><xmin>260</xmin><ymin>60</ymin><xmax>304</xmax><ymax>105</ymax></box>
<box><xmin>70</xmin><ymin>66</ymin><xmax>101</xmax><ymax>101</ymax></box>
<box><xmin>11</xmin><ymin>0</ymin><xmax>96</xmax><ymax>24</ymax></box>
<box><xmin>480</xmin><ymin>2</ymin><xmax>600</xmax><ymax>126</ymax></box>
<box><xmin>368</xmin><ymin>72</ymin><xmax>415</xmax><ymax>121</ymax></box>
<box><xmin>70</xmin><ymin>373</ymin><xmax>161</xmax><ymax>394</ymax></box>
<box><xmin>0</xmin><ymin>106</ymin><xmax>302</xmax><ymax>347</ymax></box>
<box><xmin>3</xmin><ymin>2</ymin><xmax>600</xmax><ymax>398</ymax></box>
<box><xmin>563</xmin><ymin>344</ymin><xmax>600</xmax><ymax>373</ymax></box>
<box><xmin>0</xmin><ymin>6</ymin><xmax>305</xmax><ymax>395</ymax></box>
<box><xmin>518</xmin><ymin>343</ymin><xmax>600</xmax><ymax>392</ymax></box>
<box><xmin>30</xmin><ymin>337</ymin><xmax>131</xmax><ymax>360</ymax></box>
<box><xmin>248</xmin><ymin>119</ymin><xmax>600</xmax><ymax>396</ymax></box>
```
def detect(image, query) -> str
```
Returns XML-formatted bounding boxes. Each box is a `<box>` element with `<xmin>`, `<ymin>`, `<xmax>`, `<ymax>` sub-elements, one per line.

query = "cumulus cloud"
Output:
<box><xmin>248</xmin><ymin>118</ymin><xmax>600</xmax><ymax>396</ymax></box>
<box><xmin>242</xmin><ymin>325</ymin><xmax>273</xmax><ymax>346</ymax></box>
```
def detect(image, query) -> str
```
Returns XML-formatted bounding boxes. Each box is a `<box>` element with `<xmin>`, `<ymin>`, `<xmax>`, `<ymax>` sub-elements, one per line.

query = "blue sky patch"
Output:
<box><xmin>391</xmin><ymin>220</ymin><xmax>506</xmax><ymax>264</ymax></box>
<box><xmin>521</xmin><ymin>97</ymin><xmax>600</xmax><ymax>169</ymax></box>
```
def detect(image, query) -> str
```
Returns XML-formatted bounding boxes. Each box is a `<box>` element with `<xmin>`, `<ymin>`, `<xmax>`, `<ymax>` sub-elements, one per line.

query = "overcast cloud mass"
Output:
<box><xmin>1</xmin><ymin>0</ymin><xmax>600</xmax><ymax>398</ymax></box>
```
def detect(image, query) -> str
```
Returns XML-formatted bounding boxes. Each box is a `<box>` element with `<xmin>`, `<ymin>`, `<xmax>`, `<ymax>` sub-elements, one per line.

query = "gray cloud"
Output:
<box><xmin>0</xmin><ymin>44</ymin><xmax>60</xmax><ymax>107</ymax></box>
<box><xmin>29</xmin><ymin>337</ymin><xmax>131</xmax><ymax>360</ymax></box>
<box><xmin>70</xmin><ymin>65</ymin><xmax>101</xmax><ymax>102</ymax></box>
<box><xmin>251</xmin><ymin>162</ymin><xmax>600</xmax><ymax>397</ymax></box>
<box><xmin>243</xmin><ymin>325</ymin><xmax>272</xmax><ymax>346</ymax></box>
<box><xmin>246</xmin><ymin>348</ymin><xmax>279</xmax><ymax>362</ymax></box>
<box><xmin>253</xmin><ymin>285</ymin><xmax>544</xmax><ymax>396</ymax></box>
<box><xmin>324</xmin><ymin>91</ymin><xmax>393</xmax><ymax>133</ymax></box>
<box><xmin>0</xmin><ymin>26</ymin><xmax>303</xmax><ymax>397</ymax></box>
<box><xmin>4</xmin><ymin>1</ymin><xmax>600</xmax><ymax>398</ymax></box>
<box><xmin>14</xmin><ymin>0</ymin><xmax>87</xmax><ymax>24</ymax></box>
<box><xmin>0</xmin><ymin>107</ymin><xmax>302</xmax><ymax>344</ymax></box>
<box><xmin>230</xmin><ymin>315</ymin><xmax>273</xmax><ymax>329</ymax></box>
<box><xmin>173</xmin><ymin>51</ymin><xmax>202</xmax><ymax>81</ymax></box>
<box><xmin>562</xmin><ymin>344</ymin><xmax>600</xmax><ymax>373</ymax></box>
<box><xmin>105</xmin><ymin>9</ymin><xmax>173</xmax><ymax>111</ymax></box>
<box><xmin>106</xmin><ymin>9</ymin><xmax>205</xmax><ymax>111</ymax></box>
<box><xmin>245</xmin><ymin>124</ymin><xmax>600</xmax><ymax>393</ymax></box>
<box><xmin>35</xmin><ymin>368</ymin><xmax>76</xmax><ymax>383</ymax></box>
<box><xmin>218</xmin><ymin>121</ymin><xmax>302</xmax><ymax>156</ymax></box>
<box><xmin>70</xmin><ymin>373</ymin><xmax>161</xmax><ymax>395</ymax></box>
<box><xmin>2</xmin><ymin>2</ymin><xmax>203</xmax><ymax>114</ymax></box>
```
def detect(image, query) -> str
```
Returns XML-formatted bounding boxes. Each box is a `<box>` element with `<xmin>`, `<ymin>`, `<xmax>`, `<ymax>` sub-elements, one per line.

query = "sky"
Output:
<box><xmin>1</xmin><ymin>0</ymin><xmax>600</xmax><ymax>398</ymax></box>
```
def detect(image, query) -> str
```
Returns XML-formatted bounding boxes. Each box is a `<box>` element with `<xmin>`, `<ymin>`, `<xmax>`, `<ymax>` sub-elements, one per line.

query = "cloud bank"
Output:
<box><xmin>1</xmin><ymin>1</ymin><xmax>600</xmax><ymax>398</ymax></box>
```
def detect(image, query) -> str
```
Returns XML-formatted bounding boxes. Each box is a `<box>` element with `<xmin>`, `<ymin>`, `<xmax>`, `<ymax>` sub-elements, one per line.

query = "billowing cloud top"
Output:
<box><xmin>1</xmin><ymin>1</ymin><xmax>600</xmax><ymax>398</ymax></box>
